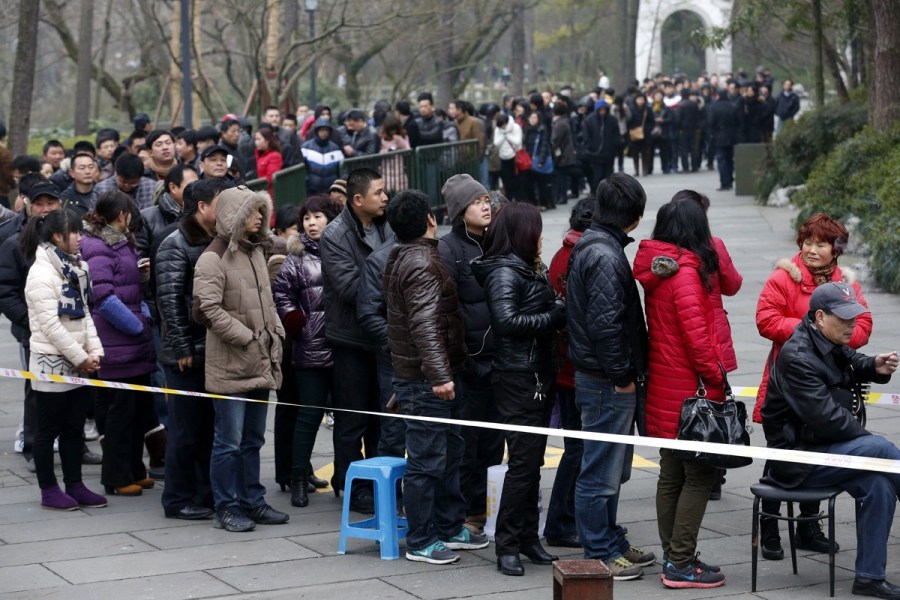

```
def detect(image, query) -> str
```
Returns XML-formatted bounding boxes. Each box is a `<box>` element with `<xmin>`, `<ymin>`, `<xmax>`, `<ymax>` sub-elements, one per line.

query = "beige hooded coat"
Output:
<box><xmin>193</xmin><ymin>186</ymin><xmax>284</xmax><ymax>394</ymax></box>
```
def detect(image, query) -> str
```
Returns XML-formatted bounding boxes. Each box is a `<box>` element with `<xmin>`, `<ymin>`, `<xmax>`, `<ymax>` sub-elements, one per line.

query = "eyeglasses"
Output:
<box><xmin>471</xmin><ymin>197</ymin><xmax>491</xmax><ymax>207</ymax></box>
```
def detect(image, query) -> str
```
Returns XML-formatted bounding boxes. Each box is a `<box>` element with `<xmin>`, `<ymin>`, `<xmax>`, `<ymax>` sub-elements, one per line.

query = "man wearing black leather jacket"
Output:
<box><xmin>383</xmin><ymin>189</ymin><xmax>488</xmax><ymax>565</ymax></box>
<box><xmin>762</xmin><ymin>282</ymin><xmax>900</xmax><ymax>600</ymax></box>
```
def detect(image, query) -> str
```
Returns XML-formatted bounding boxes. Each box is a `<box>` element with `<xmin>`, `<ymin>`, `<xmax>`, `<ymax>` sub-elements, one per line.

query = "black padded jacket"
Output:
<box><xmin>565</xmin><ymin>224</ymin><xmax>648</xmax><ymax>387</ymax></box>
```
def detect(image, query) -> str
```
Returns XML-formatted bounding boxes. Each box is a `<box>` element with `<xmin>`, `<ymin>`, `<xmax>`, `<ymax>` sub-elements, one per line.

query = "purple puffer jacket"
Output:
<box><xmin>273</xmin><ymin>233</ymin><xmax>332</xmax><ymax>369</ymax></box>
<box><xmin>80</xmin><ymin>223</ymin><xmax>156</xmax><ymax>379</ymax></box>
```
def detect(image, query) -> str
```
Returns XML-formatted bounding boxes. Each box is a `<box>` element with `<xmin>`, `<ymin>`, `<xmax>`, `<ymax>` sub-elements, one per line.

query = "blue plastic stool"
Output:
<box><xmin>337</xmin><ymin>456</ymin><xmax>408</xmax><ymax>560</ymax></box>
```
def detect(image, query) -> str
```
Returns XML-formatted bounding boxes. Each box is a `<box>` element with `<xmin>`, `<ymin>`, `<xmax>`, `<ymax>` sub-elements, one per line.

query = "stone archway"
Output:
<box><xmin>635</xmin><ymin>0</ymin><xmax>733</xmax><ymax>80</ymax></box>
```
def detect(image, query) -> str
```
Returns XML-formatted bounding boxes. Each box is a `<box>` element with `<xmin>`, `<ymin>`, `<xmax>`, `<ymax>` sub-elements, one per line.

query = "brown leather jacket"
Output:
<box><xmin>384</xmin><ymin>237</ymin><xmax>467</xmax><ymax>386</ymax></box>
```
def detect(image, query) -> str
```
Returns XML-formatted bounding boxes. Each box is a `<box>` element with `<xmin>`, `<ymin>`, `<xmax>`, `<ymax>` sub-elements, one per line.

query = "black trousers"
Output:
<box><xmin>34</xmin><ymin>387</ymin><xmax>89</xmax><ymax>489</ymax></box>
<box><xmin>458</xmin><ymin>371</ymin><xmax>505</xmax><ymax>517</ymax></box>
<box><xmin>492</xmin><ymin>370</ymin><xmax>554</xmax><ymax>555</ymax></box>
<box><xmin>331</xmin><ymin>345</ymin><xmax>381</xmax><ymax>494</ymax></box>
<box><xmin>161</xmin><ymin>364</ymin><xmax>214</xmax><ymax>513</ymax></box>
<box><xmin>544</xmin><ymin>387</ymin><xmax>583</xmax><ymax>539</ymax></box>
<box><xmin>100</xmin><ymin>374</ymin><xmax>154</xmax><ymax>487</ymax></box>
<box><xmin>274</xmin><ymin>350</ymin><xmax>299</xmax><ymax>486</ymax></box>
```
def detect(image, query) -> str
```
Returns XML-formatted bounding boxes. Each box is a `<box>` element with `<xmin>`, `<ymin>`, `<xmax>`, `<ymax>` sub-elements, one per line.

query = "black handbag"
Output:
<box><xmin>673</xmin><ymin>365</ymin><xmax>752</xmax><ymax>469</ymax></box>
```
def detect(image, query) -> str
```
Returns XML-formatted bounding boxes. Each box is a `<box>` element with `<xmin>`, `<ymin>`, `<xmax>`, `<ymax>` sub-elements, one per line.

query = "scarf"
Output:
<box><xmin>147</xmin><ymin>156</ymin><xmax>175</xmax><ymax>179</ymax></box>
<box><xmin>50</xmin><ymin>245</ymin><xmax>92</xmax><ymax>319</ymax></box>
<box><xmin>808</xmin><ymin>259</ymin><xmax>837</xmax><ymax>287</ymax></box>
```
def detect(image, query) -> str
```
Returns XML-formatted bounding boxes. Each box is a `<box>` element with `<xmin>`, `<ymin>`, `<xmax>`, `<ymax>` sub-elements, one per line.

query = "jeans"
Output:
<box><xmin>544</xmin><ymin>388</ymin><xmax>583</xmax><ymax>540</ymax></box>
<box><xmin>589</xmin><ymin>161</ymin><xmax>615</xmax><ymax>192</ymax></box>
<box><xmin>396</xmin><ymin>378</ymin><xmax>466</xmax><ymax>550</ymax></box>
<box><xmin>18</xmin><ymin>343</ymin><xmax>37</xmax><ymax>460</ymax></box>
<box><xmin>291</xmin><ymin>368</ymin><xmax>331</xmax><ymax>478</ymax></box>
<box><xmin>492</xmin><ymin>370</ymin><xmax>554</xmax><ymax>555</ymax></box>
<box><xmin>150</xmin><ymin>325</ymin><xmax>168</xmax><ymax>428</ymax></box>
<box><xmin>161</xmin><ymin>363</ymin><xmax>214</xmax><ymax>513</ymax></box>
<box><xmin>799</xmin><ymin>435</ymin><xmax>900</xmax><ymax>579</ymax></box>
<box><xmin>210</xmin><ymin>389</ymin><xmax>270</xmax><ymax>512</ymax></box>
<box><xmin>458</xmin><ymin>370</ymin><xmax>505</xmax><ymax>517</ymax></box>
<box><xmin>657</xmin><ymin>448</ymin><xmax>719</xmax><ymax>565</ymax></box>
<box><xmin>376</xmin><ymin>350</ymin><xmax>405</xmax><ymax>458</ymax></box>
<box><xmin>331</xmin><ymin>346</ymin><xmax>381</xmax><ymax>494</ymax></box>
<box><xmin>34</xmin><ymin>387</ymin><xmax>89</xmax><ymax>489</ymax></box>
<box><xmin>574</xmin><ymin>371</ymin><xmax>635</xmax><ymax>561</ymax></box>
<box><xmin>101</xmin><ymin>374</ymin><xmax>153</xmax><ymax>487</ymax></box>
<box><xmin>716</xmin><ymin>145</ymin><xmax>735</xmax><ymax>188</ymax></box>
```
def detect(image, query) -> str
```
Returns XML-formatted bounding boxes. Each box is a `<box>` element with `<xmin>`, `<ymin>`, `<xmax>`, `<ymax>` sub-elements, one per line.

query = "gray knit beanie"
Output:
<box><xmin>442</xmin><ymin>174</ymin><xmax>488</xmax><ymax>223</ymax></box>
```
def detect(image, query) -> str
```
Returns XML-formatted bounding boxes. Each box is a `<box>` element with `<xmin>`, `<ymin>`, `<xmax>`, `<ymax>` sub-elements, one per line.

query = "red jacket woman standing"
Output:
<box><xmin>254</xmin><ymin>127</ymin><xmax>283</xmax><ymax>216</ymax></box>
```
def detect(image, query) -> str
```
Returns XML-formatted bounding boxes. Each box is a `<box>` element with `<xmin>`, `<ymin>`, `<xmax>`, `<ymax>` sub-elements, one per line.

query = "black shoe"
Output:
<box><xmin>760</xmin><ymin>516</ymin><xmax>784</xmax><ymax>561</ymax></box>
<box><xmin>521</xmin><ymin>543</ymin><xmax>558</xmax><ymax>565</ymax></box>
<box><xmin>247</xmin><ymin>504</ymin><xmax>289</xmax><ymax>525</ymax></box>
<box><xmin>497</xmin><ymin>554</ymin><xmax>525</xmax><ymax>576</ymax></box>
<box><xmin>308</xmin><ymin>473</ymin><xmax>328</xmax><ymax>489</ymax></box>
<box><xmin>545</xmin><ymin>535</ymin><xmax>581</xmax><ymax>548</ymax></box>
<box><xmin>853</xmin><ymin>577</ymin><xmax>900</xmax><ymax>599</ymax></box>
<box><xmin>349</xmin><ymin>490</ymin><xmax>375</xmax><ymax>514</ymax></box>
<box><xmin>716</xmin><ymin>187</ymin><xmax>732</xmax><ymax>191</ymax></box>
<box><xmin>214</xmin><ymin>508</ymin><xmax>255</xmax><ymax>532</ymax></box>
<box><xmin>796</xmin><ymin>520</ymin><xmax>839</xmax><ymax>553</ymax></box>
<box><xmin>167</xmin><ymin>504</ymin><xmax>215</xmax><ymax>520</ymax></box>
<box><xmin>291</xmin><ymin>478</ymin><xmax>309</xmax><ymax>507</ymax></box>
<box><xmin>709</xmin><ymin>480</ymin><xmax>722</xmax><ymax>501</ymax></box>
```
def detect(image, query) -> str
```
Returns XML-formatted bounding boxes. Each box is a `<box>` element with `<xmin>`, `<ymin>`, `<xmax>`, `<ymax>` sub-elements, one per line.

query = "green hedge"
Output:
<box><xmin>756</xmin><ymin>98</ymin><xmax>868</xmax><ymax>201</ymax></box>
<box><xmin>793</xmin><ymin>123</ymin><xmax>900</xmax><ymax>293</ymax></box>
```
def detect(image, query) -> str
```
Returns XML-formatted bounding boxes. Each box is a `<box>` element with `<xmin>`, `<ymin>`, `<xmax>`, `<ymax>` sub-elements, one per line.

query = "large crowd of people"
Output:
<box><xmin>1</xmin><ymin>68</ymin><xmax>899</xmax><ymax>598</ymax></box>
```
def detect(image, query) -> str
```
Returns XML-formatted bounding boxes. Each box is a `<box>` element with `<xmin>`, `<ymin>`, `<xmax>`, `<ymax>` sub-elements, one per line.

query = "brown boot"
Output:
<box><xmin>144</xmin><ymin>426</ymin><xmax>166</xmax><ymax>469</ymax></box>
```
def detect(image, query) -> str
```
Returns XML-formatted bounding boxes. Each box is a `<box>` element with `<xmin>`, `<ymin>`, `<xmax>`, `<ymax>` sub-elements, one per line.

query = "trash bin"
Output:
<box><xmin>734</xmin><ymin>143</ymin><xmax>769</xmax><ymax>196</ymax></box>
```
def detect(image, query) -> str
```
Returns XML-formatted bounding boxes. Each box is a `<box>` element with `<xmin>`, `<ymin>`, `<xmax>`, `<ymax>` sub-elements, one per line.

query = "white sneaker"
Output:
<box><xmin>325</xmin><ymin>413</ymin><xmax>335</xmax><ymax>429</ymax></box>
<box><xmin>14</xmin><ymin>437</ymin><xmax>24</xmax><ymax>453</ymax></box>
<box><xmin>84</xmin><ymin>419</ymin><xmax>99</xmax><ymax>441</ymax></box>
<box><xmin>53</xmin><ymin>437</ymin><xmax>59</xmax><ymax>453</ymax></box>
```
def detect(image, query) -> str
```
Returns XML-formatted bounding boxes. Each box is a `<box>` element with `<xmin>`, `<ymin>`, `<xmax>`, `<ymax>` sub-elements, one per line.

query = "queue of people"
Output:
<box><xmin>2</xmin><ymin>76</ymin><xmax>899</xmax><ymax>598</ymax></box>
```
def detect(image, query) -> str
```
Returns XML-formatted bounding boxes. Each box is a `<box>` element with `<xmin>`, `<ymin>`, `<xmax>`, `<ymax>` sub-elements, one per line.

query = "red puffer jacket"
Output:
<box><xmin>633</xmin><ymin>240</ymin><xmax>725</xmax><ymax>440</ymax></box>
<box><xmin>711</xmin><ymin>236</ymin><xmax>742</xmax><ymax>372</ymax></box>
<box><xmin>548</xmin><ymin>229</ymin><xmax>583</xmax><ymax>390</ymax></box>
<box><xmin>752</xmin><ymin>253</ymin><xmax>871</xmax><ymax>422</ymax></box>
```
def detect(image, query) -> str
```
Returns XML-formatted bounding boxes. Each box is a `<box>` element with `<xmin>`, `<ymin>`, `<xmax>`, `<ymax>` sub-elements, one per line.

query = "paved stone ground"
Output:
<box><xmin>0</xmin><ymin>166</ymin><xmax>898</xmax><ymax>599</ymax></box>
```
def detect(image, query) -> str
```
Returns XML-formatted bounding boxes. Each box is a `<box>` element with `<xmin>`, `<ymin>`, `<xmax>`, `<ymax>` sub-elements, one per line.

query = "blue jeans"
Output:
<box><xmin>210</xmin><ymin>389</ymin><xmax>270</xmax><ymax>512</ymax></box>
<box><xmin>544</xmin><ymin>387</ymin><xmax>583</xmax><ymax>540</ymax></box>
<box><xmin>574</xmin><ymin>371</ymin><xmax>635</xmax><ymax>561</ymax></box>
<box><xmin>395</xmin><ymin>378</ymin><xmax>466</xmax><ymax>550</ymax></box>
<box><xmin>800</xmin><ymin>435</ymin><xmax>900</xmax><ymax>579</ymax></box>
<box><xmin>716</xmin><ymin>145</ymin><xmax>734</xmax><ymax>188</ymax></box>
<box><xmin>376</xmin><ymin>350</ymin><xmax>405</xmax><ymax>458</ymax></box>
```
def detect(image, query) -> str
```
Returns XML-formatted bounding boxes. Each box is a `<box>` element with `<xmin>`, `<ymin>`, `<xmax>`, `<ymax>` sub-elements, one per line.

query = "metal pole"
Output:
<box><xmin>309</xmin><ymin>9</ymin><xmax>317</xmax><ymax>108</ymax></box>
<box><xmin>181</xmin><ymin>0</ymin><xmax>193</xmax><ymax>127</ymax></box>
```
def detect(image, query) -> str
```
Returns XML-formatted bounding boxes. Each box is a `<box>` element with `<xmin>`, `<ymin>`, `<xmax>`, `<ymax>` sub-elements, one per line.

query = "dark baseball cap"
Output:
<box><xmin>200</xmin><ymin>145</ymin><xmax>229</xmax><ymax>161</ymax></box>
<box><xmin>809</xmin><ymin>282</ymin><xmax>870</xmax><ymax>320</ymax></box>
<box><xmin>345</xmin><ymin>108</ymin><xmax>366</xmax><ymax>121</ymax></box>
<box><xmin>27</xmin><ymin>182</ymin><xmax>61</xmax><ymax>202</ymax></box>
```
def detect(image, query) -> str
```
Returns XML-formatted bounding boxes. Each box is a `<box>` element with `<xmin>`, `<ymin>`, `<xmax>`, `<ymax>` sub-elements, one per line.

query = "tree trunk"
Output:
<box><xmin>509</xmin><ymin>0</ymin><xmax>525</xmax><ymax>97</ymax></box>
<box><xmin>9</xmin><ymin>0</ymin><xmax>40</xmax><ymax>155</ymax></box>
<box><xmin>525</xmin><ymin>6</ymin><xmax>536</xmax><ymax>88</ymax></box>
<box><xmin>812</xmin><ymin>0</ymin><xmax>825</xmax><ymax>107</ymax></box>
<box><xmin>345</xmin><ymin>68</ymin><xmax>362</xmax><ymax>107</ymax></box>
<box><xmin>871</xmin><ymin>0</ymin><xmax>900</xmax><ymax>129</ymax></box>
<box><xmin>74</xmin><ymin>0</ymin><xmax>94</xmax><ymax>135</ymax></box>
<box><xmin>93</xmin><ymin>0</ymin><xmax>114</xmax><ymax>120</ymax></box>
<box><xmin>823</xmin><ymin>39</ymin><xmax>850</xmax><ymax>103</ymax></box>
<box><xmin>436</xmin><ymin>8</ymin><xmax>455</xmax><ymax>107</ymax></box>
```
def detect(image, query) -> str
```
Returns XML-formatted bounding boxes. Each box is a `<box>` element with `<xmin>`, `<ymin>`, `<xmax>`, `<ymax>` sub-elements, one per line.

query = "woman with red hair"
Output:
<box><xmin>754</xmin><ymin>212</ymin><xmax>872</xmax><ymax>561</ymax></box>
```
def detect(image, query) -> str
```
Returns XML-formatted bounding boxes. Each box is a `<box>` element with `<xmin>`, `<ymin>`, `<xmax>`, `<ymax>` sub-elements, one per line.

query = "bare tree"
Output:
<box><xmin>510</xmin><ymin>0</ymin><xmax>525</xmax><ymax>97</ymax></box>
<box><xmin>9</xmin><ymin>0</ymin><xmax>39</xmax><ymax>154</ymax></box>
<box><xmin>74</xmin><ymin>0</ymin><xmax>94</xmax><ymax>135</ymax></box>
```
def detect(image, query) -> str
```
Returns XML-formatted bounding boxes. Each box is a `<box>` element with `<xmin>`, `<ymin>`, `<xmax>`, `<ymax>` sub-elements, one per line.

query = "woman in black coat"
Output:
<box><xmin>523</xmin><ymin>112</ymin><xmax>554</xmax><ymax>210</ymax></box>
<box><xmin>471</xmin><ymin>203</ymin><xmax>567</xmax><ymax>577</ymax></box>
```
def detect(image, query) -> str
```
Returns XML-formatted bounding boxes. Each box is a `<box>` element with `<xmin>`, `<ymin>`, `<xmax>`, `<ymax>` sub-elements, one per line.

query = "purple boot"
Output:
<box><xmin>66</xmin><ymin>482</ymin><xmax>108</xmax><ymax>508</ymax></box>
<box><xmin>41</xmin><ymin>485</ymin><xmax>79</xmax><ymax>511</ymax></box>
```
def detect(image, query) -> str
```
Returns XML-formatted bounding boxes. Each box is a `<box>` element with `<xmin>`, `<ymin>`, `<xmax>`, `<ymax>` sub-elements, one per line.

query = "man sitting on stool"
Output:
<box><xmin>762</xmin><ymin>282</ymin><xmax>900</xmax><ymax>600</ymax></box>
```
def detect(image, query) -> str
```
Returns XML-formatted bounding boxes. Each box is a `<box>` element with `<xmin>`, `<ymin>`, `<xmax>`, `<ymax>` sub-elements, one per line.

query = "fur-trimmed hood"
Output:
<box><xmin>287</xmin><ymin>232</ymin><xmax>321</xmax><ymax>257</ymax></box>
<box><xmin>214</xmin><ymin>185</ymin><xmax>272</xmax><ymax>253</ymax></box>
<box><xmin>83</xmin><ymin>220</ymin><xmax>133</xmax><ymax>248</ymax></box>
<box><xmin>774</xmin><ymin>254</ymin><xmax>857</xmax><ymax>285</ymax></box>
